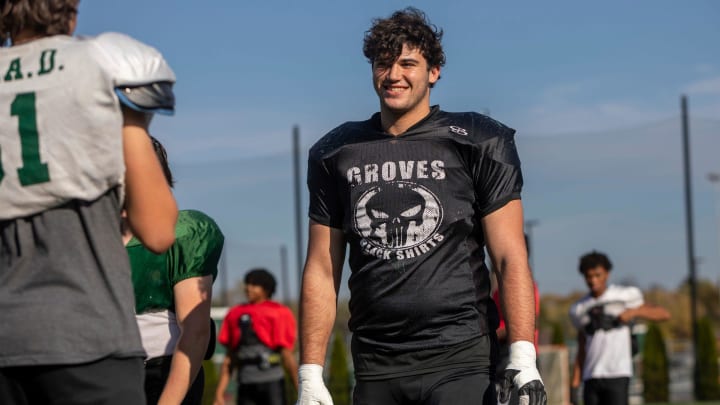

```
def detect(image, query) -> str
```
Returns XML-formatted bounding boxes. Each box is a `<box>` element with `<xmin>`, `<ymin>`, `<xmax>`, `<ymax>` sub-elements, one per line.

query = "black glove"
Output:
<box><xmin>497</xmin><ymin>369</ymin><xmax>547</xmax><ymax>405</ymax></box>
<box><xmin>496</xmin><ymin>341</ymin><xmax>547</xmax><ymax>405</ymax></box>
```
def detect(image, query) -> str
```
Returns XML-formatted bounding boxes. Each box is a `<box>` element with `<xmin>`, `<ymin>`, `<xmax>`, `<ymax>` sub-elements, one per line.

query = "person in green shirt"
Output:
<box><xmin>123</xmin><ymin>136</ymin><xmax>225</xmax><ymax>405</ymax></box>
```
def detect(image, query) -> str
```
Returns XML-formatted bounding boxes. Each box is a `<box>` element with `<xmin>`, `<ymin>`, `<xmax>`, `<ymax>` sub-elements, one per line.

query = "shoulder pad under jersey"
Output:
<box><xmin>175</xmin><ymin>210</ymin><xmax>225</xmax><ymax>257</ymax></box>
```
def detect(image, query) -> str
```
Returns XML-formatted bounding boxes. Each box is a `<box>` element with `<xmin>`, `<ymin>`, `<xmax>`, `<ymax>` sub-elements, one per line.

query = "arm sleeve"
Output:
<box><xmin>307</xmin><ymin>149</ymin><xmax>344</xmax><ymax>228</ymax></box>
<box><xmin>472</xmin><ymin>128</ymin><xmax>523</xmax><ymax>217</ymax></box>
<box><xmin>171</xmin><ymin>210</ymin><xmax>225</xmax><ymax>285</ymax></box>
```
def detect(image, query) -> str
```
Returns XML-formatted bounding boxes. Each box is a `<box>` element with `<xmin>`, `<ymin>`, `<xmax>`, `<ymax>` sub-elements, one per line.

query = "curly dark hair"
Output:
<box><xmin>245</xmin><ymin>268</ymin><xmax>277</xmax><ymax>298</ymax></box>
<box><xmin>0</xmin><ymin>0</ymin><xmax>79</xmax><ymax>45</ymax></box>
<box><xmin>578</xmin><ymin>251</ymin><xmax>613</xmax><ymax>274</ymax></box>
<box><xmin>363</xmin><ymin>7</ymin><xmax>446</xmax><ymax>86</ymax></box>
<box><xmin>149</xmin><ymin>135</ymin><xmax>175</xmax><ymax>188</ymax></box>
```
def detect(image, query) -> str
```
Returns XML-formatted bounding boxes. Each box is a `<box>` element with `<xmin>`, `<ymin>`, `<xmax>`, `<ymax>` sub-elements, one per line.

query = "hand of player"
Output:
<box><xmin>569</xmin><ymin>386</ymin><xmax>581</xmax><ymax>405</ymax></box>
<box><xmin>296</xmin><ymin>364</ymin><xmax>334</xmax><ymax>405</ymax></box>
<box><xmin>496</xmin><ymin>341</ymin><xmax>547</xmax><ymax>405</ymax></box>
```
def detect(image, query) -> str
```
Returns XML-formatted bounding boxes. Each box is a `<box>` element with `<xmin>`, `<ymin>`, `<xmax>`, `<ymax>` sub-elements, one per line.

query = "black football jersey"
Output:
<box><xmin>308</xmin><ymin>106</ymin><xmax>522</xmax><ymax>358</ymax></box>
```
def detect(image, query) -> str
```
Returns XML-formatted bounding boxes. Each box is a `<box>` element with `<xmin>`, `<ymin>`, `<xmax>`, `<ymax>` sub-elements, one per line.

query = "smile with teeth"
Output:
<box><xmin>384</xmin><ymin>84</ymin><xmax>408</xmax><ymax>96</ymax></box>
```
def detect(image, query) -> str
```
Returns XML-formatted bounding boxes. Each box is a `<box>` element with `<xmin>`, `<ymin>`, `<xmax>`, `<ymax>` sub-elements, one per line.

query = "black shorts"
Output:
<box><xmin>236</xmin><ymin>379</ymin><xmax>286</xmax><ymax>405</ymax></box>
<box><xmin>353</xmin><ymin>366</ymin><xmax>495</xmax><ymax>405</ymax></box>
<box><xmin>144</xmin><ymin>355</ymin><xmax>204</xmax><ymax>405</ymax></box>
<box><xmin>0</xmin><ymin>357</ymin><xmax>145</xmax><ymax>405</ymax></box>
<box><xmin>583</xmin><ymin>377</ymin><xmax>630</xmax><ymax>405</ymax></box>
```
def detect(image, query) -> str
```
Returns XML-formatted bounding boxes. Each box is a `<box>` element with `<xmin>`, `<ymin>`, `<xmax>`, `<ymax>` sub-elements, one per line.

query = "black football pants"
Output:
<box><xmin>0</xmin><ymin>357</ymin><xmax>145</xmax><ymax>405</ymax></box>
<box><xmin>583</xmin><ymin>377</ymin><xmax>630</xmax><ymax>405</ymax></box>
<box><xmin>353</xmin><ymin>366</ymin><xmax>495</xmax><ymax>405</ymax></box>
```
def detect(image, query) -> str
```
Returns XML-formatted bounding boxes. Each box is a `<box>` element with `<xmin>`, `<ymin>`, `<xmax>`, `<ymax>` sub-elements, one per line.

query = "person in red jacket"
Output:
<box><xmin>214</xmin><ymin>269</ymin><xmax>297</xmax><ymax>405</ymax></box>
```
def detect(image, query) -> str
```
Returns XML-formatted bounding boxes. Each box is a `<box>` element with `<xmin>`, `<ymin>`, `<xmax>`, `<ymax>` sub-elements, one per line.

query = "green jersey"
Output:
<box><xmin>128</xmin><ymin>209</ymin><xmax>224</xmax><ymax>359</ymax></box>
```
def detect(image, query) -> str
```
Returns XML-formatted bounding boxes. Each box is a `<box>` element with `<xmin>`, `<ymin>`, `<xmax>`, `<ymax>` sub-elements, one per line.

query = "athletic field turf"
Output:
<box><xmin>646</xmin><ymin>402</ymin><xmax>720</xmax><ymax>405</ymax></box>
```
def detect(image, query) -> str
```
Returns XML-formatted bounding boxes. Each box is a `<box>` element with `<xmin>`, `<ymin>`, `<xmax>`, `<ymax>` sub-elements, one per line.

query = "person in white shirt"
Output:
<box><xmin>569</xmin><ymin>251</ymin><xmax>670</xmax><ymax>405</ymax></box>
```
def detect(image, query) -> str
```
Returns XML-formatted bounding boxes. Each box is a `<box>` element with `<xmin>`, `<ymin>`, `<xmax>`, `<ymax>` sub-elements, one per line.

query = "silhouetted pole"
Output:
<box><xmin>293</xmin><ymin>125</ymin><xmax>304</xmax><ymax>294</ymax></box>
<box><xmin>524</xmin><ymin>219</ymin><xmax>539</xmax><ymax>270</ymax></box>
<box><xmin>681</xmin><ymin>95</ymin><xmax>699</xmax><ymax>392</ymax></box>
<box><xmin>280</xmin><ymin>244</ymin><xmax>290</xmax><ymax>303</ymax></box>
<box><xmin>220</xmin><ymin>250</ymin><xmax>229</xmax><ymax>306</ymax></box>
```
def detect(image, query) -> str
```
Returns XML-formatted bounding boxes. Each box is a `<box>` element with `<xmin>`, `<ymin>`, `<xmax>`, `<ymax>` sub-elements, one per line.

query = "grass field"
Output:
<box><xmin>645</xmin><ymin>402</ymin><xmax>720</xmax><ymax>405</ymax></box>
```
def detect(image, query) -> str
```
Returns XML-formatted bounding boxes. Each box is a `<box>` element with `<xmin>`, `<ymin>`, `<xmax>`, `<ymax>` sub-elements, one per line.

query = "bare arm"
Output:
<box><xmin>281</xmin><ymin>347</ymin><xmax>299</xmax><ymax>390</ymax></box>
<box><xmin>619</xmin><ymin>303</ymin><xmax>671</xmax><ymax>323</ymax></box>
<box><xmin>122</xmin><ymin>107</ymin><xmax>178</xmax><ymax>253</ymax></box>
<box><xmin>299</xmin><ymin>220</ymin><xmax>346</xmax><ymax>365</ymax></box>
<box><xmin>571</xmin><ymin>331</ymin><xmax>586</xmax><ymax>388</ymax></box>
<box><xmin>158</xmin><ymin>275</ymin><xmax>213</xmax><ymax>405</ymax></box>
<box><xmin>484</xmin><ymin>200</ymin><xmax>535</xmax><ymax>344</ymax></box>
<box><xmin>213</xmin><ymin>354</ymin><xmax>234</xmax><ymax>405</ymax></box>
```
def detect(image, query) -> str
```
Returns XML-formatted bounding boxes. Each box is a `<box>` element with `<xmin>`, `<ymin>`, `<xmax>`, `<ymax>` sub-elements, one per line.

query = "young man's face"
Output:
<box><xmin>583</xmin><ymin>266</ymin><xmax>609</xmax><ymax>297</ymax></box>
<box><xmin>244</xmin><ymin>282</ymin><xmax>268</xmax><ymax>303</ymax></box>
<box><xmin>372</xmin><ymin>43</ymin><xmax>440</xmax><ymax>118</ymax></box>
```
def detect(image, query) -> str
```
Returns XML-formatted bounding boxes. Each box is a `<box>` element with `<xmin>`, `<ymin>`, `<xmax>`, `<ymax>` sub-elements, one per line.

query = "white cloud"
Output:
<box><xmin>513</xmin><ymin>82</ymin><xmax>669</xmax><ymax>135</ymax></box>
<box><xmin>693</xmin><ymin>64</ymin><xmax>716</xmax><ymax>75</ymax></box>
<box><xmin>684</xmin><ymin>76</ymin><xmax>720</xmax><ymax>95</ymax></box>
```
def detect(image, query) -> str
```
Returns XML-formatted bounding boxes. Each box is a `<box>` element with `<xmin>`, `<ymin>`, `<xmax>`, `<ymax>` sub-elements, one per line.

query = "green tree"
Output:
<box><xmin>201</xmin><ymin>359</ymin><xmax>220</xmax><ymax>405</ymax></box>
<box><xmin>695</xmin><ymin>317</ymin><xmax>720</xmax><ymax>400</ymax></box>
<box><xmin>642</xmin><ymin>323</ymin><xmax>669</xmax><ymax>403</ymax></box>
<box><xmin>285</xmin><ymin>368</ymin><xmax>298</xmax><ymax>404</ymax></box>
<box><xmin>551</xmin><ymin>321</ymin><xmax>565</xmax><ymax>345</ymax></box>
<box><xmin>328</xmin><ymin>330</ymin><xmax>352</xmax><ymax>405</ymax></box>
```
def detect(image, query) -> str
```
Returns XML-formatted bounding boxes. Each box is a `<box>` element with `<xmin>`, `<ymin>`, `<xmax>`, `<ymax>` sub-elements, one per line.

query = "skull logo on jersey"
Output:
<box><xmin>354</xmin><ymin>181</ymin><xmax>442</xmax><ymax>252</ymax></box>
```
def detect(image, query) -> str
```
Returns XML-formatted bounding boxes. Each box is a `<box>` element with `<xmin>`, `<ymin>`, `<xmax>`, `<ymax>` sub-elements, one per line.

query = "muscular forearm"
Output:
<box><xmin>498</xmin><ymin>261</ymin><xmax>536</xmax><ymax>344</ymax></box>
<box><xmin>625</xmin><ymin>305</ymin><xmax>671</xmax><ymax>322</ymax></box>
<box><xmin>158</xmin><ymin>323</ymin><xmax>209</xmax><ymax>405</ymax></box>
<box><xmin>299</xmin><ymin>269</ymin><xmax>337</xmax><ymax>365</ymax></box>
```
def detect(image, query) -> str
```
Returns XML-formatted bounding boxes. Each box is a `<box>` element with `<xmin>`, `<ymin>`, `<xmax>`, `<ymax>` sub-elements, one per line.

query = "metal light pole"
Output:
<box><xmin>681</xmin><ymin>95</ymin><xmax>699</xmax><ymax>397</ymax></box>
<box><xmin>524</xmin><ymin>219</ymin><xmax>539</xmax><ymax>270</ymax></box>
<box><xmin>292</xmin><ymin>126</ymin><xmax>304</xmax><ymax>295</ymax></box>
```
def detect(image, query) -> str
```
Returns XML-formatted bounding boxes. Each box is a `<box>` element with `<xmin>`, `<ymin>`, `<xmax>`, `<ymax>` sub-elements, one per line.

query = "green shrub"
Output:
<box><xmin>642</xmin><ymin>323</ymin><xmax>669</xmax><ymax>403</ymax></box>
<box><xmin>285</xmin><ymin>368</ymin><xmax>298</xmax><ymax>404</ymax></box>
<box><xmin>201</xmin><ymin>359</ymin><xmax>220</xmax><ymax>405</ymax></box>
<box><xmin>695</xmin><ymin>317</ymin><xmax>720</xmax><ymax>400</ymax></box>
<box><xmin>327</xmin><ymin>330</ymin><xmax>352</xmax><ymax>405</ymax></box>
<box><xmin>551</xmin><ymin>321</ymin><xmax>565</xmax><ymax>345</ymax></box>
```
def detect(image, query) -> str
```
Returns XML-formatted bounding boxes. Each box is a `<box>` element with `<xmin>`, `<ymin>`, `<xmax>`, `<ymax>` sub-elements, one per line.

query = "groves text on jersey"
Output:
<box><xmin>347</xmin><ymin>160</ymin><xmax>445</xmax><ymax>187</ymax></box>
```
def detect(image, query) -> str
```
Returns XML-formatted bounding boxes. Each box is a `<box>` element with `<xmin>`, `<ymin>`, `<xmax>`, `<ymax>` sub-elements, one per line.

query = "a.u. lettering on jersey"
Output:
<box><xmin>3</xmin><ymin>49</ymin><xmax>61</xmax><ymax>82</ymax></box>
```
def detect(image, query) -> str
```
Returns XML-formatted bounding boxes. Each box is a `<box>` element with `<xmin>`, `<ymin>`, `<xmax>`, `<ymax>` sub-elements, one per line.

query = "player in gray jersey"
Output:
<box><xmin>0</xmin><ymin>1</ymin><xmax>178</xmax><ymax>404</ymax></box>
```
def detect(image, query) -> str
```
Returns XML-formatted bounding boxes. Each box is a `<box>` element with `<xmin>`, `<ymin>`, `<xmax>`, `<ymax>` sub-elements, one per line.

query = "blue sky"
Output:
<box><xmin>78</xmin><ymin>1</ymin><xmax>720</xmax><ymax>298</ymax></box>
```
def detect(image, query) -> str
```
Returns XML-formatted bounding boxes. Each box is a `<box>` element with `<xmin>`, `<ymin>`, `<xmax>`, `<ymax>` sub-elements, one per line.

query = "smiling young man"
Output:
<box><xmin>298</xmin><ymin>8</ymin><xmax>546</xmax><ymax>405</ymax></box>
<box><xmin>569</xmin><ymin>251</ymin><xmax>670</xmax><ymax>405</ymax></box>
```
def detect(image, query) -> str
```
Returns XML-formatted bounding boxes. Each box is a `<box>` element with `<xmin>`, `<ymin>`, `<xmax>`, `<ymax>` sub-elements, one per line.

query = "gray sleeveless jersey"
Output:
<box><xmin>0</xmin><ymin>32</ymin><xmax>175</xmax><ymax>219</ymax></box>
<box><xmin>0</xmin><ymin>33</ymin><xmax>174</xmax><ymax>366</ymax></box>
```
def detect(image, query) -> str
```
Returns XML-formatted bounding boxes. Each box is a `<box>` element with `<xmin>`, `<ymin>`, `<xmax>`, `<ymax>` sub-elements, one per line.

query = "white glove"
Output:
<box><xmin>497</xmin><ymin>341</ymin><xmax>546</xmax><ymax>405</ymax></box>
<box><xmin>296</xmin><ymin>364</ymin><xmax>334</xmax><ymax>405</ymax></box>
